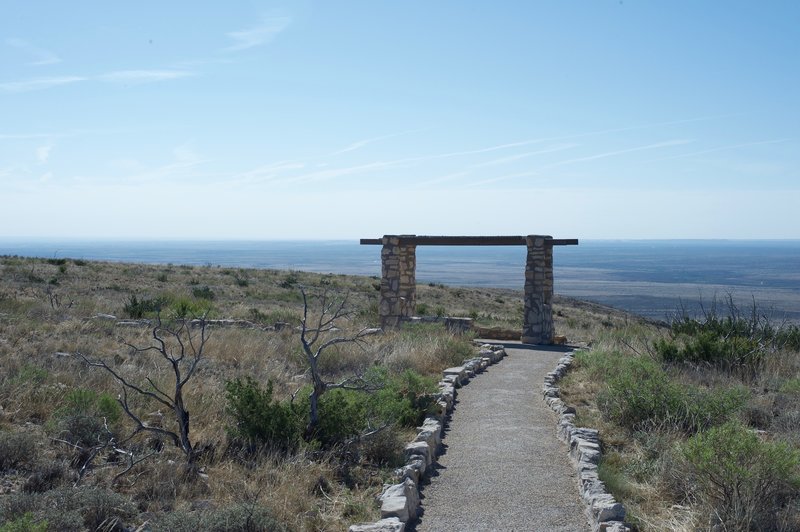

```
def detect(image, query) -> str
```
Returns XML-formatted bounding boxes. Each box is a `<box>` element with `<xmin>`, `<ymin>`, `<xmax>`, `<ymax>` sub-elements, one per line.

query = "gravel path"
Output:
<box><xmin>412</xmin><ymin>344</ymin><xmax>589</xmax><ymax>531</ymax></box>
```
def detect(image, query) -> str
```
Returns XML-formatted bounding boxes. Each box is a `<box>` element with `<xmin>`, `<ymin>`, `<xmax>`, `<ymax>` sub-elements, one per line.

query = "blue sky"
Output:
<box><xmin>1</xmin><ymin>1</ymin><xmax>798</xmax><ymax>239</ymax></box>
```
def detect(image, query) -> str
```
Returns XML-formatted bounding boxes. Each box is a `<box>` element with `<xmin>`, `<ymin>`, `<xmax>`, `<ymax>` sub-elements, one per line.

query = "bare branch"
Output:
<box><xmin>75</xmin><ymin>352</ymin><xmax>174</xmax><ymax>411</ymax></box>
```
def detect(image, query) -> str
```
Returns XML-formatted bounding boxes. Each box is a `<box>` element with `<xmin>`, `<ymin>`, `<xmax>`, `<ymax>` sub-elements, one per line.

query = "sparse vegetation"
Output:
<box><xmin>561</xmin><ymin>298</ymin><xmax>800</xmax><ymax>530</ymax></box>
<box><xmin>5</xmin><ymin>255</ymin><xmax>588</xmax><ymax>529</ymax></box>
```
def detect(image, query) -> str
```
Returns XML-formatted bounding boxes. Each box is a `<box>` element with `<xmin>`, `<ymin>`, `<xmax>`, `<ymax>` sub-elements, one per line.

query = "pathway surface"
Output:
<box><xmin>412</xmin><ymin>344</ymin><xmax>589</xmax><ymax>532</ymax></box>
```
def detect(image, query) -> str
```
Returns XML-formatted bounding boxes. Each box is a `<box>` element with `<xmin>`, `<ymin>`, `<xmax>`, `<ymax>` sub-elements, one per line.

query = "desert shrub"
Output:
<box><xmin>0</xmin><ymin>431</ymin><xmax>37</xmax><ymax>471</ymax></box>
<box><xmin>123</xmin><ymin>294</ymin><xmax>168</xmax><ymax>318</ymax></box>
<box><xmin>655</xmin><ymin>333</ymin><xmax>763</xmax><ymax>380</ymax></box>
<box><xmin>170</xmin><ymin>296</ymin><xmax>211</xmax><ymax>318</ymax></box>
<box><xmin>358</xmin><ymin>425</ymin><xmax>405</xmax><ymax>467</ymax></box>
<box><xmin>431</xmin><ymin>335</ymin><xmax>475</xmax><ymax>369</ymax></box>
<box><xmin>279</xmin><ymin>272</ymin><xmax>299</xmax><ymax>288</ymax></box>
<box><xmin>597</xmin><ymin>354</ymin><xmax>747</xmax><ymax>434</ymax></box>
<box><xmin>681</xmin><ymin>421</ymin><xmax>800</xmax><ymax>531</ymax></box>
<box><xmin>22</xmin><ymin>461</ymin><xmax>68</xmax><ymax>493</ymax></box>
<box><xmin>10</xmin><ymin>364</ymin><xmax>48</xmax><ymax>385</ymax></box>
<box><xmin>152</xmin><ymin>503</ymin><xmax>288</xmax><ymax>532</ymax></box>
<box><xmin>597</xmin><ymin>452</ymin><xmax>638</xmax><ymax>502</ymax></box>
<box><xmin>0</xmin><ymin>513</ymin><xmax>48</xmax><ymax>532</ymax></box>
<box><xmin>663</xmin><ymin>301</ymin><xmax>800</xmax><ymax>380</ymax></box>
<box><xmin>248</xmin><ymin>308</ymin><xmax>300</xmax><ymax>326</ymax></box>
<box><xmin>1</xmin><ymin>487</ymin><xmax>136</xmax><ymax>531</ymax></box>
<box><xmin>225</xmin><ymin>378</ymin><xmax>304</xmax><ymax>453</ymax></box>
<box><xmin>50</xmin><ymin>388</ymin><xmax>122</xmax><ymax>447</ymax></box>
<box><xmin>376</xmin><ymin>368</ymin><xmax>437</xmax><ymax>427</ymax></box>
<box><xmin>302</xmin><ymin>368</ymin><xmax>437</xmax><ymax>447</ymax></box>
<box><xmin>191</xmin><ymin>285</ymin><xmax>215</xmax><ymax>301</ymax></box>
<box><xmin>780</xmin><ymin>377</ymin><xmax>800</xmax><ymax>395</ymax></box>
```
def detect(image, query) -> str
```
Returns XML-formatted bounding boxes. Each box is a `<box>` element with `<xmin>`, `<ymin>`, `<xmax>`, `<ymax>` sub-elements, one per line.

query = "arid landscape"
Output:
<box><xmin>0</xmin><ymin>255</ymin><xmax>624</xmax><ymax>530</ymax></box>
<box><xmin>2</xmin><ymin>255</ymin><xmax>799</xmax><ymax>530</ymax></box>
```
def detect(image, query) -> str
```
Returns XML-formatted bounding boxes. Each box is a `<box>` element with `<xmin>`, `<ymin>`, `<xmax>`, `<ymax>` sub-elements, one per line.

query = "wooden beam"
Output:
<box><xmin>547</xmin><ymin>238</ymin><xmax>579</xmax><ymax>246</ymax></box>
<box><xmin>360</xmin><ymin>236</ymin><xmax>579</xmax><ymax>246</ymax></box>
<box><xmin>401</xmin><ymin>236</ymin><xmax>527</xmax><ymax>246</ymax></box>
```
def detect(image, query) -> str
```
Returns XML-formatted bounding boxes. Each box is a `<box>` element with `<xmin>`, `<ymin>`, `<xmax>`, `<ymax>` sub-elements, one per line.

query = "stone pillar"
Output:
<box><xmin>398</xmin><ymin>243</ymin><xmax>417</xmax><ymax>320</ymax></box>
<box><xmin>379</xmin><ymin>235</ymin><xmax>416</xmax><ymax>328</ymax></box>
<box><xmin>522</xmin><ymin>235</ymin><xmax>554</xmax><ymax>344</ymax></box>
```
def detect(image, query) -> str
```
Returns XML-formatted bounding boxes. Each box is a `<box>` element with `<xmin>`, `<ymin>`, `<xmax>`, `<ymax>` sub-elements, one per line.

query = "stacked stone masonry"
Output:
<box><xmin>379</xmin><ymin>236</ymin><xmax>416</xmax><ymax>328</ymax></box>
<box><xmin>543</xmin><ymin>351</ymin><xmax>631</xmax><ymax>532</ymax></box>
<box><xmin>348</xmin><ymin>344</ymin><xmax>507</xmax><ymax>532</ymax></box>
<box><xmin>521</xmin><ymin>235</ymin><xmax>554</xmax><ymax>344</ymax></box>
<box><xmin>376</xmin><ymin>235</ymin><xmax>559</xmax><ymax>344</ymax></box>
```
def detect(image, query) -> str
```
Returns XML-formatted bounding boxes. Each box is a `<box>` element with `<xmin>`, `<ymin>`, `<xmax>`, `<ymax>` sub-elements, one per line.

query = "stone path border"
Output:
<box><xmin>348</xmin><ymin>344</ymin><xmax>507</xmax><ymax>532</ymax></box>
<box><xmin>542</xmin><ymin>351</ymin><xmax>631</xmax><ymax>532</ymax></box>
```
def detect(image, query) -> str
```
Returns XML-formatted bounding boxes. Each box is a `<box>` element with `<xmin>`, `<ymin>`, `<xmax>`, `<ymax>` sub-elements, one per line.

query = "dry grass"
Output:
<box><xmin>560</xmin><ymin>305</ymin><xmax>800</xmax><ymax>530</ymax></box>
<box><xmin>1</xmin><ymin>255</ymin><xmax>617</xmax><ymax>529</ymax></box>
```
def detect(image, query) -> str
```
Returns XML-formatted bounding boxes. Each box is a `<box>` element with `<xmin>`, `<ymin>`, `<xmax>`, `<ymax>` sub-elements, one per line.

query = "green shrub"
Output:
<box><xmin>312</xmin><ymin>368</ymin><xmax>436</xmax><ymax>446</ymax></box>
<box><xmin>0</xmin><ymin>513</ymin><xmax>48</xmax><ymax>532</ymax></box>
<box><xmin>152</xmin><ymin>503</ymin><xmax>288</xmax><ymax>532</ymax></box>
<box><xmin>10</xmin><ymin>364</ymin><xmax>48</xmax><ymax>385</ymax></box>
<box><xmin>0</xmin><ymin>432</ymin><xmax>37</xmax><ymax>472</ymax></box>
<box><xmin>123</xmin><ymin>294</ymin><xmax>168</xmax><ymax>318</ymax></box>
<box><xmin>780</xmin><ymin>377</ymin><xmax>800</xmax><ymax>395</ymax></box>
<box><xmin>279</xmin><ymin>273</ymin><xmax>299</xmax><ymax>289</ymax></box>
<box><xmin>170</xmin><ymin>296</ymin><xmax>211</xmax><ymax>319</ymax></box>
<box><xmin>597</xmin><ymin>354</ymin><xmax>747</xmax><ymax>434</ymax></box>
<box><xmin>416</xmin><ymin>303</ymin><xmax>429</xmax><ymax>316</ymax></box>
<box><xmin>655</xmin><ymin>332</ymin><xmax>763</xmax><ymax>379</ymax></box>
<box><xmin>682</xmin><ymin>421</ymin><xmax>800</xmax><ymax>530</ymax></box>
<box><xmin>50</xmin><ymin>388</ymin><xmax>122</xmax><ymax>447</ymax></box>
<box><xmin>1</xmin><ymin>487</ymin><xmax>136</xmax><ymax>532</ymax></box>
<box><xmin>191</xmin><ymin>285</ymin><xmax>215</xmax><ymax>301</ymax></box>
<box><xmin>225</xmin><ymin>378</ymin><xmax>303</xmax><ymax>453</ymax></box>
<box><xmin>663</xmin><ymin>303</ymin><xmax>800</xmax><ymax>380</ymax></box>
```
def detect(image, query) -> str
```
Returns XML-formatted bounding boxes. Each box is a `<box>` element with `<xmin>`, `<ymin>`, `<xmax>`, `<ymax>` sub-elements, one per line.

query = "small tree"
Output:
<box><xmin>299</xmin><ymin>288</ymin><xmax>379</xmax><ymax>439</ymax></box>
<box><xmin>76</xmin><ymin>315</ymin><xmax>208</xmax><ymax>469</ymax></box>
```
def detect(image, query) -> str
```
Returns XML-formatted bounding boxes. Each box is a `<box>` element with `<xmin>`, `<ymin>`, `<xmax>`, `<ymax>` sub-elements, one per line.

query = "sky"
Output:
<box><xmin>1</xmin><ymin>1</ymin><xmax>798</xmax><ymax>240</ymax></box>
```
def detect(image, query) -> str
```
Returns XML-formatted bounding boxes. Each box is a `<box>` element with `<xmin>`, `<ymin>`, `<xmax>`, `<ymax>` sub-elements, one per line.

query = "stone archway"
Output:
<box><xmin>360</xmin><ymin>235</ymin><xmax>578</xmax><ymax>344</ymax></box>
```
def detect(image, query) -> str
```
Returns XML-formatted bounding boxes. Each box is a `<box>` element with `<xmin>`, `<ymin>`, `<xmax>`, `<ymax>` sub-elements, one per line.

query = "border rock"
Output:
<box><xmin>543</xmin><ymin>351</ymin><xmax>631</xmax><ymax>532</ymax></box>
<box><xmin>348</xmin><ymin>343</ymin><xmax>507</xmax><ymax>531</ymax></box>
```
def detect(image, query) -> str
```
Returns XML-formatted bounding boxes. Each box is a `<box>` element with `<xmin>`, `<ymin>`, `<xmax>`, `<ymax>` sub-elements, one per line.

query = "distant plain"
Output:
<box><xmin>2</xmin><ymin>239</ymin><xmax>798</xmax><ymax>322</ymax></box>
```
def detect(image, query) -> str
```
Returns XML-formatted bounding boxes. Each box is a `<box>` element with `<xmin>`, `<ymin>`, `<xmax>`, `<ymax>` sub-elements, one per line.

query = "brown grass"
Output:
<box><xmin>1</xmin><ymin>255</ymin><xmax>617</xmax><ymax>529</ymax></box>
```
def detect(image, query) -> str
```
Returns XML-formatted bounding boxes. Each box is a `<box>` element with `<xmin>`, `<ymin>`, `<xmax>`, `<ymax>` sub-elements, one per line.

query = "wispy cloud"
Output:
<box><xmin>275</xmin><ymin>161</ymin><xmax>393</xmax><ymax>185</ymax></box>
<box><xmin>36</xmin><ymin>144</ymin><xmax>53</xmax><ymax>164</ymax></box>
<box><xmin>6</xmin><ymin>38</ymin><xmax>61</xmax><ymax>66</ymax></box>
<box><xmin>98</xmin><ymin>70</ymin><xmax>195</xmax><ymax>84</ymax></box>
<box><xmin>465</xmin><ymin>171</ymin><xmax>539</xmax><ymax>188</ymax></box>
<box><xmin>0</xmin><ymin>76</ymin><xmax>86</xmax><ymax>93</ymax></box>
<box><xmin>330</xmin><ymin>129</ymin><xmax>429</xmax><ymax>156</ymax></box>
<box><xmin>642</xmin><ymin>138</ymin><xmax>794</xmax><ymax>164</ymax></box>
<box><xmin>0</xmin><ymin>132</ymin><xmax>54</xmax><ymax>140</ymax></box>
<box><xmin>228</xmin><ymin>161</ymin><xmax>307</xmax><ymax>185</ymax></box>
<box><xmin>468</xmin><ymin>144</ymin><xmax>578</xmax><ymax>168</ymax></box>
<box><xmin>416</xmin><ymin>171</ymin><xmax>472</xmax><ymax>187</ymax></box>
<box><xmin>395</xmin><ymin>115</ymin><xmax>725</xmax><ymax>166</ymax></box>
<box><xmin>1</xmin><ymin>69</ymin><xmax>195</xmax><ymax>93</ymax></box>
<box><xmin>224</xmin><ymin>15</ymin><xmax>290</xmax><ymax>52</ymax></box>
<box><xmin>540</xmin><ymin>139</ymin><xmax>692</xmax><ymax>170</ymax></box>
